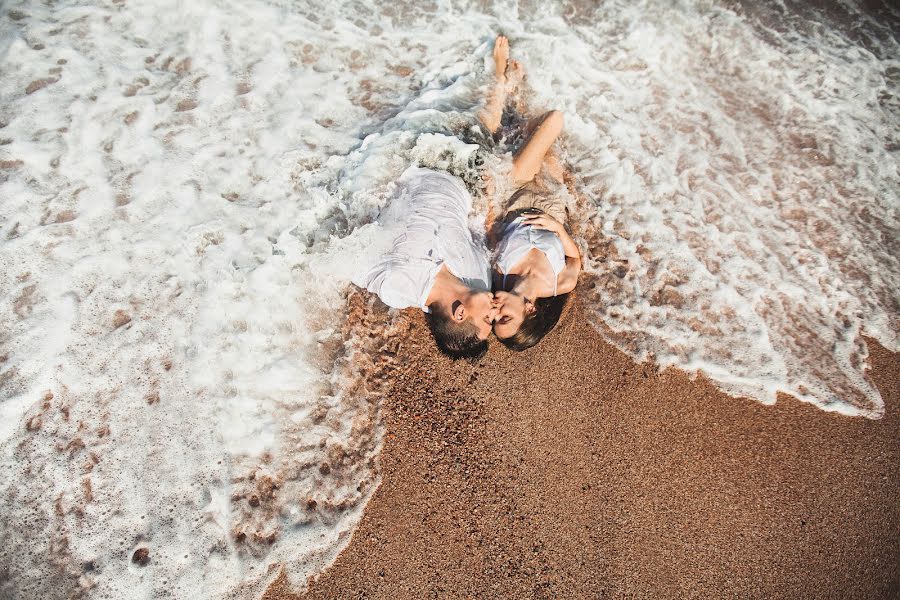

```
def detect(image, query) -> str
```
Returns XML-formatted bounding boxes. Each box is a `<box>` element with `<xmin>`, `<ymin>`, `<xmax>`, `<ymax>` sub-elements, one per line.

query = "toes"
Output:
<box><xmin>494</xmin><ymin>35</ymin><xmax>509</xmax><ymax>57</ymax></box>
<box><xmin>493</xmin><ymin>36</ymin><xmax>510</xmax><ymax>78</ymax></box>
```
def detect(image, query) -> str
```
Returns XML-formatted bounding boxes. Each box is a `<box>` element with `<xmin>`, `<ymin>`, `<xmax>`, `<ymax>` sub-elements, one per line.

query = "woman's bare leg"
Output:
<box><xmin>542</xmin><ymin>150</ymin><xmax>566</xmax><ymax>184</ymax></box>
<box><xmin>510</xmin><ymin>109</ymin><xmax>563</xmax><ymax>186</ymax></box>
<box><xmin>514</xmin><ymin>112</ymin><xmax>566</xmax><ymax>183</ymax></box>
<box><xmin>477</xmin><ymin>36</ymin><xmax>523</xmax><ymax>134</ymax></box>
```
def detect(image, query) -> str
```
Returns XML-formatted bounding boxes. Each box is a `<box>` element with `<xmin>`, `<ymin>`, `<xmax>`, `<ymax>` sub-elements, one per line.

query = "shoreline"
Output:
<box><xmin>264</xmin><ymin>296</ymin><xmax>899</xmax><ymax>598</ymax></box>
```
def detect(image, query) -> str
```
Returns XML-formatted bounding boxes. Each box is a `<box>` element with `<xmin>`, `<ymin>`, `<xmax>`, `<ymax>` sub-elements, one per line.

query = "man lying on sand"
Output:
<box><xmin>355</xmin><ymin>166</ymin><xmax>499</xmax><ymax>358</ymax></box>
<box><xmin>357</xmin><ymin>35</ymin><xmax>580</xmax><ymax>357</ymax></box>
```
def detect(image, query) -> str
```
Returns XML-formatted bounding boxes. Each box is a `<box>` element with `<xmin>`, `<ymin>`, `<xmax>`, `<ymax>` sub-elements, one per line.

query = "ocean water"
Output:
<box><xmin>0</xmin><ymin>0</ymin><xmax>897</xmax><ymax>597</ymax></box>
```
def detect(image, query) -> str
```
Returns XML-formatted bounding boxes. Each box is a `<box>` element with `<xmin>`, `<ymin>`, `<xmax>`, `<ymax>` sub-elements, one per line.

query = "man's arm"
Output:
<box><xmin>359</xmin><ymin>257</ymin><xmax>437</xmax><ymax>311</ymax></box>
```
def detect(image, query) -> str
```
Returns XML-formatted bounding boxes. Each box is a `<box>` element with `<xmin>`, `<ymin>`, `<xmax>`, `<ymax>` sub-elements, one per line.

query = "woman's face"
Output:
<box><xmin>492</xmin><ymin>291</ymin><xmax>529</xmax><ymax>339</ymax></box>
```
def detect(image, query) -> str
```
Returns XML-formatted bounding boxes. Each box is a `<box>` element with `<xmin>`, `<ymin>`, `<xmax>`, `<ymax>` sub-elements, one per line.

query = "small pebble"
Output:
<box><xmin>131</xmin><ymin>548</ymin><xmax>150</xmax><ymax>566</ymax></box>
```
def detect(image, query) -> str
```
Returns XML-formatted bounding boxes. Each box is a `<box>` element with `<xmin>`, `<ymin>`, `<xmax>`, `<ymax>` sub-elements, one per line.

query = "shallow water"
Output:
<box><xmin>0</xmin><ymin>0</ymin><xmax>897</xmax><ymax>597</ymax></box>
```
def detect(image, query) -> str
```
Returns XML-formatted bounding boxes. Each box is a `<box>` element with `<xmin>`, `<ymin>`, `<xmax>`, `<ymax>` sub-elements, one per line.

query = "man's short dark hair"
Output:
<box><xmin>424</xmin><ymin>303</ymin><xmax>488</xmax><ymax>359</ymax></box>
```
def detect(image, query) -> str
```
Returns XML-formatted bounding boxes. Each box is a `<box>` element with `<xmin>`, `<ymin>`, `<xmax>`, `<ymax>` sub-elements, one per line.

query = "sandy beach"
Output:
<box><xmin>2</xmin><ymin>2</ymin><xmax>897</xmax><ymax>597</ymax></box>
<box><xmin>264</xmin><ymin>296</ymin><xmax>899</xmax><ymax>599</ymax></box>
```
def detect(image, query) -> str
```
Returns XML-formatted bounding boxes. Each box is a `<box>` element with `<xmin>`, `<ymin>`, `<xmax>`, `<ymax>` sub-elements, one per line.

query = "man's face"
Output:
<box><xmin>461</xmin><ymin>291</ymin><xmax>500</xmax><ymax>340</ymax></box>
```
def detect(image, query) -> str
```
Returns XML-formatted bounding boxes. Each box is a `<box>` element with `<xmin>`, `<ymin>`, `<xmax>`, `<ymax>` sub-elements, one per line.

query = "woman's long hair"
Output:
<box><xmin>498</xmin><ymin>293</ymin><xmax>569</xmax><ymax>351</ymax></box>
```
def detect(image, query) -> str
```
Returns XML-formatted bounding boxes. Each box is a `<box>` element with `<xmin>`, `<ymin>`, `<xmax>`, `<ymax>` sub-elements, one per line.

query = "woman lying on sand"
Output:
<box><xmin>478</xmin><ymin>36</ymin><xmax>583</xmax><ymax>350</ymax></box>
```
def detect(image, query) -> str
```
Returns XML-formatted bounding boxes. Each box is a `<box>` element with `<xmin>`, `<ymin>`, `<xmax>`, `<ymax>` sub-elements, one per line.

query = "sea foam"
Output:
<box><xmin>537</xmin><ymin>0</ymin><xmax>898</xmax><ymax>417</ymax></box>
<box><xmin>0</xmin><ymin>0</ymin><xmax>489</xmax><ymax>597</ymax></box>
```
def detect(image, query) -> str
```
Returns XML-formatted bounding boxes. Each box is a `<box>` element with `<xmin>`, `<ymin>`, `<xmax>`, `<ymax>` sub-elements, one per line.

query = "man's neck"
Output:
<box><xmin>511</xmin><ymin>274</ymin><xmax>541</xmax><ymax>302</ymax></box>
<box><xmin>426</xmin><ymin>264</ymin><xmax>470</xmax><ymax>308</ymax></box>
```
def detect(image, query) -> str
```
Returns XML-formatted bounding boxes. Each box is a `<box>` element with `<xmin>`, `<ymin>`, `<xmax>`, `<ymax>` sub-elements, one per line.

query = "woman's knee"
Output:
<box><xmin>544</xmin><ymin>110</ymin><xmax>564</xmax><ymax>132</ymax></box>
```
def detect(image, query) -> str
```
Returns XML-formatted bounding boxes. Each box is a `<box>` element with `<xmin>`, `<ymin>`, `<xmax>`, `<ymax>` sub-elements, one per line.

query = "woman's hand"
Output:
<box><xmin>522</xmin><ymin>213</ymin><xmax>565</xmax><ymax>235</ymax></box>
<box><xmin>523</xmin><ymin>211</ymin><xmax>581</xmax><ymax>263</ymax></box>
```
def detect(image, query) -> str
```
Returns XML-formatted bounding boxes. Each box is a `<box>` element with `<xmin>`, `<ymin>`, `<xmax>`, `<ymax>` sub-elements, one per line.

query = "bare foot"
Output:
<box><xmin>505</xmin><ymin>59</ymin><xmax>524</xmax><ymax>87</ymax></box>
<box><xmin>493</xmin><ymin>35</ymin><xmax>509</xmax><ymax>80</ymax></box>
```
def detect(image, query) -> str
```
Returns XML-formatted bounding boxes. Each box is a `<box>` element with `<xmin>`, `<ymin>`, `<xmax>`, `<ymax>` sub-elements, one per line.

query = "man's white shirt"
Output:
<box><xmin>354</xmin><ymin>167</ymin><xmax>490</xmax><ymax>312</ymax></box>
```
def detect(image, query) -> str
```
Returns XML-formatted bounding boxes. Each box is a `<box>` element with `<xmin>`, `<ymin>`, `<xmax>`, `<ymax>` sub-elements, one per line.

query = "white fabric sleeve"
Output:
<box><xmin>357</xmin><ymin>259</ymin><xmax>437</xmax><ymax>311</ymax></box>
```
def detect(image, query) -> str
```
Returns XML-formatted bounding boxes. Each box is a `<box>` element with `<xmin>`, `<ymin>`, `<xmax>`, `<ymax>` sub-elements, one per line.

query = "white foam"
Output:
<box><xmin>0</xmin><ymin>0</ymin><xmax>501</xmax><ymax>597</ymax></box>
<box><xmin>1</xmin><ymin>0</ymin><xmax>897</xmax><ymax>598</ymax></box>
<box><xmin>535</xmin><ymin>0</ymin><xmax>898</xmax><ymax>417</ymax></box>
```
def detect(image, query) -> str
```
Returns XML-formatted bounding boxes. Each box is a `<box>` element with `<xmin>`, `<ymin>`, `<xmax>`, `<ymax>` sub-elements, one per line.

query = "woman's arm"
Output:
<box><xmin>522</xmin><ymin>213</ymin><xmax>579</xmax><ymax>259</ymax></box>
<box><xmin>555</xmin><ymin>257</ymin><xmax>581</xmax><ymax>294</ymax></box>
<box><xmin>482</xmin><ymin>172</ymin><xmax>501</xmax><ymax>245</ymax></box>
<box><xmin>521</xmin><ymin>212</ymin><xmax>582</xmax><ymax>293</ymax></box>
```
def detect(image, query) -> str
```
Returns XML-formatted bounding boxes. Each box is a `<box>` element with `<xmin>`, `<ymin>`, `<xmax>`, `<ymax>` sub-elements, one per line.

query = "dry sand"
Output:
<box><xmin>263</xmin><ymin>295</ymin><xmax>899</xmax><ymax>599</ymax></box>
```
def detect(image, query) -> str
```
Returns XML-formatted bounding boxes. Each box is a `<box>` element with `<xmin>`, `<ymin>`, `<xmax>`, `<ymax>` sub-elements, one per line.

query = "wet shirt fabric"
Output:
<box><xmin>356</xmin><ymin>167</ymin><xmax>491</xmax><ymax>312</ymax></box>
<box><xmin>494</xmin><ymin>216</ymin><xmax>567</xmax><ymax>296</ymax></box>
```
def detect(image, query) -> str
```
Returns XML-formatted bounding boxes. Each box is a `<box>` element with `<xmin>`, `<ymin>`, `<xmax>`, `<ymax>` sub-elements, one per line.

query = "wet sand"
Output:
<box><xmin>263</xmin><ymin>296</ymin><xmax>900</xmax><ymax>599</ymax></box>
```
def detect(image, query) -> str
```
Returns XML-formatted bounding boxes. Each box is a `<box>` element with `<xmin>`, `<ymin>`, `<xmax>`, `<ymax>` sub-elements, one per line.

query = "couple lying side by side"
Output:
<box><xmin>354</xmin><ymin>36</ymin><xmax>582</xmax><ymax>358</ymax></box>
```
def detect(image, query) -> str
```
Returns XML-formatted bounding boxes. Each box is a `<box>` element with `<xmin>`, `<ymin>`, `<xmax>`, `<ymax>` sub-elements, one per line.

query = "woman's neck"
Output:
<box><xmin>505</xmin><ymin>250</ymin><xmax>554</xmax><ymax>297</ymax></box>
